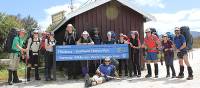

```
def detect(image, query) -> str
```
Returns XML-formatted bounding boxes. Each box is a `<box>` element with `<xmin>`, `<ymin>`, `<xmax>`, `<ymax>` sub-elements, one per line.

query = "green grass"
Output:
<box><xmin>0</xmin><ymin>62</ymin><xmax>25</xmax><ymax>80</ymax></box>
<box><xmin>0</xmin><ymin>52</ymin><xmax>9</xmax><ymax>59</ymax></box>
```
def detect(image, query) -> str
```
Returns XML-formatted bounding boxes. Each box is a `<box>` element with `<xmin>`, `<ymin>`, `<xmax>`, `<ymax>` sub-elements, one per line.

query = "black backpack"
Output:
<box><xmin>180</xmin><ymin>26</ymin><xmax>193</xmax><ymax>50</ymax></box>
<box><xmin>4</xmin><ymin>28</ymin><xmax>19</xmax><ymax>53</ymax></box>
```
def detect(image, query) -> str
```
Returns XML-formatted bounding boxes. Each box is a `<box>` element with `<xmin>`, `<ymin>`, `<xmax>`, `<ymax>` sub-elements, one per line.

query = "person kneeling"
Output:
<box><xmin>84</xmin><ymin>57</ymin><xmax>120</xmax><ymax>87</ymax></box>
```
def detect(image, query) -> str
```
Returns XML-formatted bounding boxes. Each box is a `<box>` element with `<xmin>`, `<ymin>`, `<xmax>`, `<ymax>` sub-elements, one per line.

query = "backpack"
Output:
<box><xmin>4</xmin><ymin>28</ymin><xmax>19</xmax><ymax>53</ymax></box>
<box><xmin>30</xmin><ymin>37</ymin><xmax>40</xmax><ymax>53</ymax></box>
<box><xmin>150</xmin><ymin>28</ymin><xmax>159</xmax><ymax>37</ymax></box>
<box><xmin>180</xmin><ymin>26</ymin><xmax>193</xmax><ymax>50</ymax></box>
<box><xmin>166</xmin><ymin>32</ymin><xmax>174</xmax><ymax>42</ymax></box>
<box><xmin>64</xmin><ymin>32</ymin><xmax>76</xmax><ymax>42</ymax></box>
<box><xmin>110</xmin><ymin>31</ymin><xmax>117</xmax><ymax>39</ymax></box>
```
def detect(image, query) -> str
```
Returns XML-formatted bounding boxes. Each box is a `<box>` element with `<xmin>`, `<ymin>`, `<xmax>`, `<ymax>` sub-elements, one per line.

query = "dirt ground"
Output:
<box><xmin>0</xmin><ymin>49</ymin><xmax>200</xmax><ymax>88</ymax></box>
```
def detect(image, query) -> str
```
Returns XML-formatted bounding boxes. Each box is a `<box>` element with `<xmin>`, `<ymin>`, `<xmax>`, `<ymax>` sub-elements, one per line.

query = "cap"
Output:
<box><xmin>33</xmin><ymin>30</ymin><xmax>39</xmax><ymax>33</ymax></box>
<box><xmin>104</xmin><ymin>57</ymin><xmax>111</xmax><ymax>61</ymax></box>
<box><xmin>145</xmin><ymin>28</ymin><xmax>151</xmax><ymax>32</ymax></box>
<box><xmin>82</xmin><ymin>31</ymin><xmax>89</xmax><ymax>35</ymax></box>
<box><xmin>163</xmin><ymin>34</ymin><xmax>168</xmax><ymax>37</ymax></box>
<box><xmin>107</xmin><ymin>31</ymin><xmax>112</xmax><ymax>35</ymax></box>
<box><xmin>20</xmin><ymin>29</ymin><xmax>26</xmax><ymax>32</ymax></box>
<box><xmin>50</xmin><ymin>32</ymin><xmax>54</xmax><ymax>35</ymax></box>
<box><xmin>119</xmin><ymin>33</ymin><xmax>124</xmax><ymax>37</ymax></box>
<box><xmin>67</xmin><ymin>24</ymin><xmax>73</xmax><ymax>27</ymax></box>
<box><xmin>175</xmin><ymin>27</ymin><xmax>180</xmax><ymax>31</ymax></box>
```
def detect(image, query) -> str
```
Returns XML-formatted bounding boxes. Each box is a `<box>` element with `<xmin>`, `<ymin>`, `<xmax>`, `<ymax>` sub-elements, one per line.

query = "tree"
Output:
<box><xmin>21</xmin><ymin>15</ymin><xmax>39</xmax><ymax>32</ymax></box>
<box><xmin>0</xmin><ymin>13</ymin><xmax>23</xmax><ymax>50</ymax></box>
<box><xmin>0</xmin><ymin>13</ymin><xmax>39</xmax><ymax>52</ymax></box>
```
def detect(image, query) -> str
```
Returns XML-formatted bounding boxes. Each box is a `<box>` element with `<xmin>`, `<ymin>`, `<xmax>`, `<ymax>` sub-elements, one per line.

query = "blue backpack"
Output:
<box><xmin>180</xmin><ymin>26</ymin><xmax>193</xmax><ymax>50</ymax></box>
<box><xmin>166</xmin><ymin>32</ymin><xmax>174</xmax><ymax>42</ymax></box>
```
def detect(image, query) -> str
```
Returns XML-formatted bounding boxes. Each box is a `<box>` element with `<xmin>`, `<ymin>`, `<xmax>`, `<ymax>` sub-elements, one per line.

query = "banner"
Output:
<box><xmin>55</xmin><ymin>44</ymin><xmax>129</xmax><ymax>61</ymax></box>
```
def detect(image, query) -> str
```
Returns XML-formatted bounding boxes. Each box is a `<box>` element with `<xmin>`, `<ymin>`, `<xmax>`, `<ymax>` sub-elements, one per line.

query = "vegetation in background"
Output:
<box><xmin>0</xmin><ymin>12</ymin><xmax>39</xmax><ymax>54</ymax></box>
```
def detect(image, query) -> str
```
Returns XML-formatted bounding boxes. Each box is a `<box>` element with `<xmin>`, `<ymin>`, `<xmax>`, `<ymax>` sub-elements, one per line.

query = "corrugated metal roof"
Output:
<box><xmin>53</xmin><ymin>0</ymin><xmax>155</xmax><ymax>32</ymax></box>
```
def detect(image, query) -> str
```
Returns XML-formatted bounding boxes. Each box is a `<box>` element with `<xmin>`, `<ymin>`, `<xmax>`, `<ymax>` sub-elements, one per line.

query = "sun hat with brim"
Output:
<box><xmin>82</xmin><ymin>31</ymin><xmax>89</xmax><ymax>35</ymax></box>
<box><xmin>33</xmin><ymin>30</ymin><xmax>39</xmax><ymax>33</ymax></box>
<box><xmin>104</xmin><ymin>57</ymin><xmax>111</xmax><ymax>61</ymax></box>
<box><xmin>163</xmin><ymin>34</ymin><xmax>168</xmax><ymax>37</ymax></box>
<box><xmin>20</xmin><ymin>29</ymin><xmax>26</xmax><ymax>32</ymax></box>
<box><xmin>145</xmin><ymin>28</ymin><xmax>151</xmax><ymax>33</ymax></box>
<box><xmin>175</xmin><ymin>27</ymin><xmax>180</xmax><ymax>31</ymax></box>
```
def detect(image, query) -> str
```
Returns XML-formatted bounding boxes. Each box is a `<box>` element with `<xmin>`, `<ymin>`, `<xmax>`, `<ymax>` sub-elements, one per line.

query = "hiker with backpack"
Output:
<box><xmin>161</xmin><ymin>34</ymin><xmax>176</xmax><ymax>78</ymax></box>
<box><xmin>63</xmin><ymin>24</ymin><xmax>79</xmax><ymax>79</ymax></box>
<box><xmin>142</xmin><ymin>28</ymin><xmax>161</xmax><ymax>78</ymax></box>
<box><xmin>128</xmin><ymin>31</ymin><xmax>141</xmax><ymax>77</ymax></box>
<box><xmin>77</xmin><ymin>31</ymin><xmax>94</xmax><ymax>77</ymax></box>
<box><xmin>117</xmin><ymin>33</ymin><xmax>128</xmax><ymax>76</ymax></box>
<box><xmin>45</xmin><ymin>32</ymin><xmax>56</xmax><ymax>81</ymax></box>
<box><xmin>26</xmin><ymin>30</ymin><xmax>41</xmax><ymax>81</ymax></box>
<box><xmin>7</xmin><ymin>28</ymin><xmax>26</xmax><ymax>85</ymax></box>
<box><xmin>104</xmin><ymin>31</ymin><xmax>117</xmax><ymax>44</ymax></box>
<box><xmin>174</xmin><ymin>27</ymin><xmax>193</xmax><ymax>80</ymax></box>
<box><xmin>90</xmin><ymin>28</ymin><xmax>102</xmax><ymax>75</ymax></box>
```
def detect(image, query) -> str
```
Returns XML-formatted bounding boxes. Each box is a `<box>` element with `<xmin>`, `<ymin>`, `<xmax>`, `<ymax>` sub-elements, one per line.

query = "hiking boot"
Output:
<box><xmin>8</xmin><ymin>82</ymin><xmax>13</xmax><ymax>85</ymax></box>
<box><xmin>84</xmin><ymin>74</ymin><xmax>92</xmax><ymax>87</ymax></box>
<box><xmin>35</xmin><ymin>77</ymin><xmax>41</xmax><ymax>80</ymax></box>
<box><xmin>145</xmin><ymin>74</ymin><xmax>152</xmax><ymax>78</ymax></box>
<box><xmin>13</xmin><ymin>80</ymin><xmax>22</xmax><ymax>83</ymax></box>
<box><xmin>137</xmin><ymin>75</ymin><xmax>141</xmax><ymax>77</ymax></box>
<box><xmin>172</xmin><ymin>75</ymin><xmax>176</xmax><ymax>78</ymax></box>
<box><xmin>187</xmin><ymin>76</ymin><xmax>193</xmax><ymax>80</ymax></box>
<box><xmin>166</xmin><ymin>75</ymin><xmax>170</xmax><ymax>78</ymax></box>
<box><xmin>133</xmin><ymin>74</ymin><xmax>137</xmax><ymax>77</ymax></box>
<box><xmin>27</xmin><ymin>79</ymin><xmax>30</xmax><ymax>81</ymax></box>
<box><xmin>176</xmin><ymin>75</ymin><xmax>184</xmax><ymax>78</ymax></box>
<box><xmin>155</xmin><ymin>75</ymin><xmax>158</xmax><ymax>78</ymax></box>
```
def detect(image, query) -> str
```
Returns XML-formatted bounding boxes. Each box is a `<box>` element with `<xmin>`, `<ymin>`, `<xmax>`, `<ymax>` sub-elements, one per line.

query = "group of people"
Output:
<box><xmin>7</xmin><ymin>29</ymin><xmax>56</xmax><ymax>85</ymax></box>
<box><xmin>7</xmin><ymin>24</ymin><xmax>194</xmax><ymax>87</ymax></box>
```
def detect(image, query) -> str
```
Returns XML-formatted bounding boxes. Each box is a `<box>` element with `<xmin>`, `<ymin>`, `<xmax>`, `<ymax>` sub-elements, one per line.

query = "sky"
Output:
<box><xmin>0</xmin><ymin>0</ymin><xmax>200</xmax><ymax>34</ymax></box>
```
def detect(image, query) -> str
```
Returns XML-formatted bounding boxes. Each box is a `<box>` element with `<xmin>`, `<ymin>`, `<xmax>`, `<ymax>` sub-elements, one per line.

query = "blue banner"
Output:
<box><xmin>55</xmin><ymin>44</ymin><xmax>129</xmax><ymax>61</ymax></box>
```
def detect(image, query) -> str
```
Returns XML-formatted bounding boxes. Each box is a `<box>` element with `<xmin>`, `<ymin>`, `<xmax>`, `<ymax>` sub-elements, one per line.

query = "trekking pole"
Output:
<box><xmin>25</xmin><ymin>55</ymin><xmax>28</xmax><ymax>84</ymax></box>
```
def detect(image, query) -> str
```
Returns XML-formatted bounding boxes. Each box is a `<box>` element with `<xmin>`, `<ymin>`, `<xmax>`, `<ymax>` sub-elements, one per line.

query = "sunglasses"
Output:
<box><xmin>105</xmin><ymin>61</ymin><xmax>110</xmax><ymax>62</ymax></box>
<box><xmin>145</xmin><ymin>32</ymin><xmax>150</xmax><ymax>33</ymax></box>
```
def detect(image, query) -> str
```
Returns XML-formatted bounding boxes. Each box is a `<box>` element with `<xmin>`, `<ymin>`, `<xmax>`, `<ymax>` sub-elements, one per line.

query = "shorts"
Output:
<box><xmin>8</xmin><ymin>53</ymin><xmax>20</xmax><ymax>71</ymax></box>
<box><xmin>177</xmin><ymin>50</ymin><xmax>187</xmax><ymax>59</ymax></box>
<box><xmin>146</xmin><ymin>52</ymin><xmax>158</xmax><ymax>61</ymax></box>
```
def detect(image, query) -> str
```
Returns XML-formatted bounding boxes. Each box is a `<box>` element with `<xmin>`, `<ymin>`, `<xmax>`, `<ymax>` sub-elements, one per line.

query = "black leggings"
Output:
<box><xmin>45</xmin><ymin>52</ymin><xmax>53</xmax><ymax>78</ymax></box>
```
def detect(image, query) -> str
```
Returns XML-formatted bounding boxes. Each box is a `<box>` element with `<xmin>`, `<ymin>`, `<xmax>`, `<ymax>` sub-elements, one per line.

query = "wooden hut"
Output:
<box><xmin>53</xmin><ymin>0</ymin><xmax>154</xmax><ymax>43</ymax></box>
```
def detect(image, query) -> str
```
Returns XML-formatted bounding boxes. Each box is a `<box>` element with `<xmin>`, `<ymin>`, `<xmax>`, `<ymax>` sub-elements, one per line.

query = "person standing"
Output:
<box><xmin>8</xmin><ymin>29</ymin><xmax>26</xmax><ymax>85</ymax></box>
<box><xmin>142</xmin><ymin>28</ymin><xmax>161</xmax><ymax>78</ymax></box>
<box><xmin>63</xmin><ymin>24</ymin><xmax>79</xmax><ymax>79</ymax></box>
<box><xmin>90</xmin><ymin>28</ymin><xmax>102</xmax><ymax>75</ymax></box>
<box><xmin>129</xmin><ymin>31</ymin><xmax>141</xmax><ymax>77</ymax></box>
<box><xmin>26</xmin><ymin>30</ymin><xmax>41</xmax><ymax>81</ymax></box>
<box><xmin>161</xmin><ymin>34</ymin><xmax>176</xmax><ymax>78</ymax></box>
<box><xmin>104</xmin><ymin>31</ymin><xmax>117</xmax><ymax>44</ymax></box>
<box><xmin>77</xmin><ymin>31</ymin><xmax>94</xmax><ymax>76</ymax></box>
<box><xmin>45</xmin><ymin>32</ymin><xmax>56</xmax><ymax>81</ymax></box>
<box><xmin>117</xmin><ymin>33</ymin><xmax>128</xmax><ymax>76</ymax></box>
<box><xmin>174</xmin><ymin>27</ymin><xmax>193</xmax><ymax>80</ymax></box>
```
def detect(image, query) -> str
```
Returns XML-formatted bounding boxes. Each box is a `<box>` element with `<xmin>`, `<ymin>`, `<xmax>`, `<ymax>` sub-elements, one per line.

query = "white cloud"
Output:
<box><xmin>39</xmin><ymin>0</ymin><xmax>90</xmax><ymax>31</ymax></box>
<box><xmin>144</xmin><ymin>8</ymin><xmax>200</xmax><ymax>34</ymax></box>
<box><xmin>127</xmin><ymin>0</ymin><xmax>165</xmax><ymax>8</ymax></box>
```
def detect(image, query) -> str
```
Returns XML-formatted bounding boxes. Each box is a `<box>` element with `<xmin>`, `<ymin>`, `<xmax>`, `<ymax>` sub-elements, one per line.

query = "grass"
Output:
<box><xmin>0</xmin><ymin>52</ymin><xmax>9</xmax><ymax>59</ymax></box>
<box><xmin>193</xmin><ymin>37</ymin><xmax>200</xmax><ymax>48</ymax></box>
<box><xmin>0</xmin><ymin>62</ymin><xmax>26</xmax><ymax>81</ymax></box>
